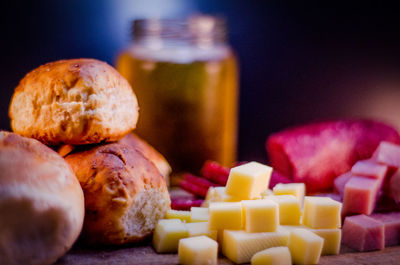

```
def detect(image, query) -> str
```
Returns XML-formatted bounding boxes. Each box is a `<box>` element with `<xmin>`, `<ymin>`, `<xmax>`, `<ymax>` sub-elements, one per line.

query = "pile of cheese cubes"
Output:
<box><xmin>153</xmin><ymin>162</ymin><xmax>343</xmax><ymax>265</ymax></box>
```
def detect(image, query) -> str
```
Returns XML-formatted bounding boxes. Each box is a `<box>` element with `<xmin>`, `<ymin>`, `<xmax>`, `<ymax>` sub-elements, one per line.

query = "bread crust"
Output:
<box><xmin>0</xmin><ymin>131</ymin><xmax>85</xmax><ymax>265</ymax></box>
<box><xmin>118</xmin><ymin>133</ymin><xmax>171</xmax><ymax>182</ymax></box>
<box><xmin>64</xmin><ymin>142</ymin><xmax>170</xmax><ymax>245</ymax></box>
<box><xmin>9</xmin><ymin>58</ymin><xmax>139</xmax><ymax>145</ymax></box>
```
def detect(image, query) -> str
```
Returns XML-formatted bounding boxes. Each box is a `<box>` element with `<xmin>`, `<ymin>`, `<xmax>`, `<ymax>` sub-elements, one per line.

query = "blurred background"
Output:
<box><xmin>2</xmin><ymin>0</ymin><xmax>400</xmax><ymax>163</ymax></box>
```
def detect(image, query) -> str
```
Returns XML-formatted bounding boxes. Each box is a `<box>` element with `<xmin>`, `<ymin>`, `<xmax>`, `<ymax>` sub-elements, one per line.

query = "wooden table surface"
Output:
<box><xmin>56</xmin><ymin>244</ymin><xmax>400</xmax><ymax>265</ymax></box>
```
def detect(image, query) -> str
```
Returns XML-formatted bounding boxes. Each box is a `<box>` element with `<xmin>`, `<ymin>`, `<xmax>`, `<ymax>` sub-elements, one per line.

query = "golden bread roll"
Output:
<box><xmin>64</xmin><ymin>142</ymin><xmax>170</xmax><ymax>245</ymax></box>
<box><xmin>0</xmin><ymin>131</ymin><xmax>84</xmax><ymax>265</ymax></box>
<box><xmin>9</xmin><ymin>58</ymin><xmax>139</xmax><ymax>145</ymax></box>
<box><xmin>118</xmin><ymin>133</ymin><xmax>171</xmax><ymax>184</ymax></box>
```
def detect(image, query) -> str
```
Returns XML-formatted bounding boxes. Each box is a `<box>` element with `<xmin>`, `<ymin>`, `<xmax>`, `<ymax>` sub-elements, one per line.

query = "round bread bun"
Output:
<box><xmin>118</xmin><ymin>133</ymin><xmax>171</xmax><ymax>185</ymax></box>
<box><xmin>64</xmin><ymin>142</ymin><xmax>170</xmax><ymax>245</ymax></box>
<box><xmin>9</xmin><ymin>58</ymin><xmax>139</xmax><ymax>145</ymax></box>
<box><xmin>0</xmin><ymin>131</ymin><xmax>84</xmax><ymax>265</ymax></box>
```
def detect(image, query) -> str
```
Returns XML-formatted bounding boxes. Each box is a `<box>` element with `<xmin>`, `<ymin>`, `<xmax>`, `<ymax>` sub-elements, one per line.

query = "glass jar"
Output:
<box><xmin>116</xmin><ymin>15</ymin><xmax>238</xmax><ymax>174</ymax></box>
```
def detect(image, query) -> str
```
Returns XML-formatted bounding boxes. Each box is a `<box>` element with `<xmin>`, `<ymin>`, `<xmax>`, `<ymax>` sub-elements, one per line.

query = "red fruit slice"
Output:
<box><xmin>266</xmin><ymin>120</ymin><xmax>400</xmax><ymax>193</ymax></box>
<box><xmin>201</xmin><ymin>160</ymin><xmax>230</xmax><ymax>186</ymax></box>
<box><xmin>171</xmin><ymin>198</ymin><xmax>204</xmax><ymax>211</ymax></box>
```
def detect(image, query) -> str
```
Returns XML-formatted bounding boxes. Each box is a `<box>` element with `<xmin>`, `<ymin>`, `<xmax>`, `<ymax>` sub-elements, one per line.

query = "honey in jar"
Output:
<box><xmin>116</xmin><ymin>16</ymin><xmax>238</xmax><ymax>173</ymax></box>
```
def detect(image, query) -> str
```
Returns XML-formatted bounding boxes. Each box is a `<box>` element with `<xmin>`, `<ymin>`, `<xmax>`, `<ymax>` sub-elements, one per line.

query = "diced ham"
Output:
<box><xmin>370</xmin><ymin>212</ymin><xmax>400</xmax><ymax>247</ymax></box>
<box><xmin>342</xmin><ymin>176</ymin><xmax>382</xmax><ymax>215</ymax></box>
<box><xmin>179</xmin><ymin>180</ymin><xmax>209</xmax><ymax>197</ymax></box>
<box><xmin>333</xmin><ymin>172</ymin><xmax>353</xmax><ymax>198</ymax></box>
<box><xmin>201</xmin><ymin>160</ymin><xmax>230</xmax><ymax>186</ymax></box>
<box><xmin>374</xmin><ymin>196</ymin><xmax>400</xmax><ymax>213</ymax></box>
<box><xmin>387</xmin><ymin>168</ymin><xmax>400</xmax><ymax>203</ymax></box>
<box><xmin>373</xmin><ymin>141</ymin><xmax>400</xmax><ymax>167</ymax></box>
<box><xmin>268</xmin><ymin>171</ymin><xmax>293</xmax><ymax>189</ymax></box>
<box><xmin>171</xmin><ymin>198</ymin><xmax>204</xmax><ymax>211</ymax></box>
<box><xmin>183</xmin><ymin>173</ymin><xmax>219</xmax><ymax>189</ymax></box>
<box><xmin>351</xmin><ymin>159</ymin><xmax>388</xmax><ymax>180</ymax></box>
<box><xmin>342</xmin><ymin>214</ymin><xmax>385</xmax><ymax>251</ymax></box>
<box><xmin>266</xmin><ymin>120</ymin><xmax>400</xmax><ymax>193</ymax></box>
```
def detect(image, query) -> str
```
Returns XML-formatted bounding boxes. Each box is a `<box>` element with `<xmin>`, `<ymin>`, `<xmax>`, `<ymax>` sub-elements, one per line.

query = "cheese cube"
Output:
<box><xmin>186</xmin><ymin>222</ymin><xmax>217</xmax><ymax>240</ymax></box>
<box><xmin>152</xmin><ymin>219</ymin><xmax>188</xmax><ymax>253</ymax></box>
<box><xmin>242</xmin><ymin>199</ymin><xmax>278</xmax><ymax>232</ymax></box>
<box><xmin>269</xmin><ymin>195</ymin><xmax>301</xmax><ymax>225</ymax></box>
<box><xmin>208</xmin><ymin>202</ymin><xmax>242</xmax><ymax>230</ymax></box>
<box><xmin>251</xmin><ymin>246</ymin><xmax>292</xmax><ymax>265</ymax></box>
<box><xmin>273</xmin><ymin>183</ymin><xmax>305</xmax><ymax>204</ymax></box>
<box><xmin>260</xmin><ymin>189</ymin><xmax>274</xmax><ymax>198</ymax></box>
<box><xmin>202</xmin><ymin>187</ymin><xmax>241</xmax><ymax>207</ymax></box>
<box><xmin>281</xmin><ymin>225</ymin><xmax>341</xmax><ymax>255</ymax></box>
<box><xmin>303</xmin><ymin>196</ymin><xmax>342</xmax><ymax>229</ymax></box>
<box><xmin>222</xmin><ymin>228</ymin><xmax>290</xmax><ymax>264</ymax></box>
<box><xmin>226</xmin><ymin>162</ymin><xmax>272</xmax><ymax>199</ymax></box>
<box><xmin>165</xmin><ymin>209</ymin><xmax>191</xmax><ymax>223</ymax></box>
<box><xmin>178</xmin><ymin>236</ymin><xmax>218</xmax><ymax>265</ymax></box>
<box><xmin>310</xmin><ymin>228</ymin><xmax>341</xmax><ymax>255</ymax></box>
<box><xmin>190</xmin><ymin>207</ymin><xmax>209</xmax><ymax>222</ymax></box>
<box><xmin>288</xmin><ymin>228</ymin><xmax>324</xmax><ymax>265</ymax></box>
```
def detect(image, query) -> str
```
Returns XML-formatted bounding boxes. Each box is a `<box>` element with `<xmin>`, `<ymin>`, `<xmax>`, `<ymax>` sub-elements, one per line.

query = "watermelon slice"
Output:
<box><xmin>266</xmin><ymin>120</ymin><xmax>400</xmax><ymax>193</ymax></box>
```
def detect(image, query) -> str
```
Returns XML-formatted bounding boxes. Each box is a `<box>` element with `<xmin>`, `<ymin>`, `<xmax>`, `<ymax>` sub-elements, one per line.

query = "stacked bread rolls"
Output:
<box><xmin>2</xmin><ymin>59</ymin><xmax>171</xmax><ymax>264</ymax></box>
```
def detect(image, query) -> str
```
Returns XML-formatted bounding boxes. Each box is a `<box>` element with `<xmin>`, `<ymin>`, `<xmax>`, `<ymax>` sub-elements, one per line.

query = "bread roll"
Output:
<box><xmin>9</xmin><ymin>58</ymin><xmax>139</xmax><ymax>145</ymax></box>
<box><xmin>0</xmin><ymin>131</ymin><xmax>84</xmax><ymax>265</ymax></box>
<box><xmin>119</xmin><ymin>133</ymin><xmax>171</xmax><ymax>184</ymax></box>
<box><xmin>64</xmin><ymin>142</ymin><xmax>170</xmax><ymax>245</ymax></box>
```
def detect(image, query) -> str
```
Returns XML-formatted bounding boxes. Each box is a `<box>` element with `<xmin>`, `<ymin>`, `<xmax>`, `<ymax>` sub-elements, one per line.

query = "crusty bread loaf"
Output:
<box><xmin>9</xmin><ymin>58</ymin><xmax>139</xmax><ymax>145</ymax></box>
<box><xmin>0</xmin><ymin>131</ymin><xmax>85</xmax><ymax>265</ymax></box>
<box><xmin>64</xmin><ymin>142</ymin><xmax>170</xmax><ymax>245</ymax></box>
<box><xmin>119</xmin><ymin>133</ymin><xmax>171</xmax><ymax>184</ymax></box>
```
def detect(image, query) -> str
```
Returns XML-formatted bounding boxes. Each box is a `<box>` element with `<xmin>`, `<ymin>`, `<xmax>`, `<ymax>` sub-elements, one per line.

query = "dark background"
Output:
<box><xmin>2</xmin><ymin>1</ymin><xmax>400</xmax><ymax>163</ymax></box>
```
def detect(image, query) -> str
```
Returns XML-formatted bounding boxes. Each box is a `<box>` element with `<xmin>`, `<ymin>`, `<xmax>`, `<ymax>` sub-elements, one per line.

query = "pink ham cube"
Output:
<box><xmin>370</xmin><ymin>212</ymin><xmax>400</xmax><ymax>247</ymax></box>
<box><xmin>342</xmin><ymin>176</ymin><xmax>382</xmax><ymax>215</ymax></box>
<box><xmin>373</xmin><ymin>141</ymin><xmax>400</xmax><ymax>167</ymax></box>
<box><xmin>351</xmin><ymin>159</ymin><xmax>388</xmax><ymax>180</ymax></box>
<box><xmin>342</xmin><ymin>214</ymin><xmax>385</xmax><ymax>251</ymax></box>
<box><xmin>334</xmin><ymin>172</ymin><xmax>353</xmax><ymax>198</ymax></box>
<box><xmin>386</xmin><ymin>168</ymin><xmax>400</xmax><ymax>203</ymax></box>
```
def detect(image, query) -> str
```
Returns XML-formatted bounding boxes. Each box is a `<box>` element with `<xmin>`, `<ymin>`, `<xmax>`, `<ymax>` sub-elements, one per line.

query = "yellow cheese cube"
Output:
<box><xmin>152</xmin><ymin>219</ymin><xmax>189</xmax><ymax>253</ymax></box>
<box><xmin>282</xmin><ymin>225</ymin><xmax>341</xmax><ymax>255</ymax></box>
<box><xmin>190</xmin><ymin>207</ymin><xmax>209</xmax><ymax>222</ymax></box>
<box><xmin>269</xmin><ymin>195</ymin><xmax>301</xmax><ymax>225</ymax></box>
<box><xmin>302</xmin><ymin>196</ymin><xmax>342</xmax><ymax>229</ymax></box>
<box><xmin>273</xmin><ymin>183</ymin><xmax>305</xmax><ymax>204</ymax></box>
<box><xmin>242</xmin><ymin>199</ymin><xmax>278</xmax><ymax>232</ymax></box>
<box><xmin>288</xmin><ymin>228</ymin><xmax>323</xmax><ymax>265</ymax></box>
<box><xmin>186</xmin><ymin>222</ymin><xmax>217</xmax><ymax>240</ymax></box>
<box><xmin>178</xmin><ymin>236</ymin><xmax>218</xmax><ymax>265</ymax></box>
<box><xmin>165</xmin><ymin>209</ymin><xmax>191</xmax><ymax>223</ymax></box>
<box><xmin>251</xmin><ymin>246</ymin><xmax>292</xmax><ymax>265</ymax></box>
<box><xmin>202</xmin><ymin>187</ymin><xmax>241</xmax><ymax>207</ymax></box>
<box><xmin>222</xmin><ymin>227</ymin><xmax>290</xmax><ymax>264</ymax></box>
<box><xmin>260</xmin><ymin>189</ymin><xmax>274</xmax><ymax>198</ymax></box>
<box><xmin>226</xmin><ymin>162</ymin><xmax>272</xmax><ymax>199</ymax></box>
<box><xmin>309</xmin><ymin>228</ymin><xmax>341</xmax><ymax>255</ymax></box>
<box><xmin>209</xmin><ymin>202</ymin><xmax>242</xmax><ymax>230</ymax></box>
